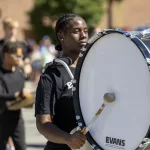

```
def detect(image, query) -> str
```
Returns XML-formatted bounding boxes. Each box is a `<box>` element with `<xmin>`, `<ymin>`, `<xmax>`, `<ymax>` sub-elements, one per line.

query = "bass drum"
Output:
<box><xmin>73</xmin><ymin>29</ymin><xmax>150</xmax><ymax>150</ymax></box>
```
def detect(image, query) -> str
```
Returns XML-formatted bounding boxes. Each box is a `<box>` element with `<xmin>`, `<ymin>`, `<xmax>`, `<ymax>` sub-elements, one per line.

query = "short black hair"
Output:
<box><xmin>55</xmin><ymin>13</ymin><xmax>84</xmax><ymax>51</ymax></box>
<box><xmin>2</xmin><ymin>41</ymin><xmax>22</xmax><ymax>55</ymax></box>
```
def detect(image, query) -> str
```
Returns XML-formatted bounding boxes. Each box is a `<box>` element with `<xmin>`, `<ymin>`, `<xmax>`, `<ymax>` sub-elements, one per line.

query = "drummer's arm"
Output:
<box><xmin>36</xmin><ymin>114</ymin><xmax>71</xmax><ymax>144</ymax></box>
<box><xmin>35</xmin><ymin>74</ymin><xmax>71</xmax><ymax>144</ymax></box>
<box><xmin>35</xmin><ymin>73</ymin><xmax>86</xmax><ymax>149</ymax></box>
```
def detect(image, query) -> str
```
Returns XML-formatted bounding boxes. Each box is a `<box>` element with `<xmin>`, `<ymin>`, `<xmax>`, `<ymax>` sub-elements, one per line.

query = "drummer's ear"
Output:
<box><xmin>57</xmin><ymin>32</ymin><xmax>64</xmax><ymax>42</ymax></box>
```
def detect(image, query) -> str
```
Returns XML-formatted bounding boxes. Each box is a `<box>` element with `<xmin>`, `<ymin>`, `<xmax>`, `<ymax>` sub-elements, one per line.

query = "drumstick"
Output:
<box><xmin>72</xmin><ymin>93</ymin><xmax>115</xmax><ymax>150</ymax></box>
<box><xmin>80</xmin><ymin>93</ymin><xmax>115</xmax><ymax>135</ymax></box>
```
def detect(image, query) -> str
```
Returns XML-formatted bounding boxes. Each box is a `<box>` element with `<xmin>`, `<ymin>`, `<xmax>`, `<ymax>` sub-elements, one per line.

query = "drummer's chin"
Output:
<box><xmin>79</xmin><ymin>43</ymin><xmax>87</xmax><ymax>49</ymax></box>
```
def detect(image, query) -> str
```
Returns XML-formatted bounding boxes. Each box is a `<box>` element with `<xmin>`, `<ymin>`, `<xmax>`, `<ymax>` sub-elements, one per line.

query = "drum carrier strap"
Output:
<box><xmin>43</xmin><ymin>59</ymin><xmax>72</xmax><ymax>101</ymax></box>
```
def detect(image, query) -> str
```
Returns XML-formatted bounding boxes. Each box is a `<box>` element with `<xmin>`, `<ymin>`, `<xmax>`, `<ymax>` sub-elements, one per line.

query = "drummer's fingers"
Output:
<box><xmin>74</xmin><ymin>140</ymin><xmax>85</xmax><ymax>148</ymax></box>
<box><xmin>79</xmin><ymin>140</ymin><xmax>86</xmax><ymax>148</ymax></box>
<box><xmin>80</xmin><ymin>139</ymin><xmax>86</xmax><ymax>145</ymax></box>
<box><xmin>81</xmin><ymin>135</ymin><xmax>86</xmax><ymax>141</ymax></box>
<box><xmin>77</xmin><ymin>131</ymin><xmax>86</xmax><ymax>140</ymax></box>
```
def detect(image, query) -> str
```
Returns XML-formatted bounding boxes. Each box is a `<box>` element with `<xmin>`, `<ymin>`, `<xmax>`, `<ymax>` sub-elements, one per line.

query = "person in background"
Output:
<box><xmin>88</xmin><ymin>24</ymin><xmax>101</xmax><ymax>38</ymax></box>
<box><xmin>40</xmin><ymin>35</ymin><xmax>58</xmax><ymax>66</ymax></box>
<box><xmin>0</xmin><ymin>41</ymin><xmax>32</xmax><ymax>150</ymax></box>
<box><xmin>29</xmin><ymin>39</ymin><xmax>43</xmax><ymax>84</ymax></box>
<box><xmin>0</xmin><ymin>17</ymin><xmax>32</xmax><ymax>78</ymax></box>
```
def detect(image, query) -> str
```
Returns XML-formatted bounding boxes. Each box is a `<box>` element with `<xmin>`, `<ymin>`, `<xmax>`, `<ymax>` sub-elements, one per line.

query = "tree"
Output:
<box><xmin>106</xmin><ymin>0</ymin><xmax>123</xmax><ymax>28</ymax></box>
<box><xmin>28</xmin><ymin>0</ymin><xmax>104</xmax><ymax>43</ymax></box>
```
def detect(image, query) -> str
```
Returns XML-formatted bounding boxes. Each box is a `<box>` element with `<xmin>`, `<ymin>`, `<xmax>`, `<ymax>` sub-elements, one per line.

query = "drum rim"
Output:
<box><xmin>73</xmin><ymin>29</ymin><xmax>150</xmax><ymax>150</ymax></box>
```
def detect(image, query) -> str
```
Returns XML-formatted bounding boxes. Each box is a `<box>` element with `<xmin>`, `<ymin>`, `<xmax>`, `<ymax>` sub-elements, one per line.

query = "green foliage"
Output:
<box><xmin>106</xmin><ymin>0</ymin><xmax>123</xmax><ymax>2</ymax></box>
<box><xmin>28</xmin><ymin>0</ymin><xmax>104</xmax><ymax>43</ymax></box>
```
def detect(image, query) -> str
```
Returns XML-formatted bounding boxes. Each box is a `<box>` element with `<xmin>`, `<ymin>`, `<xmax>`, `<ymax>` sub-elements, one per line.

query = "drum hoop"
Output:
<box><xmin>73</xmin><ymin>29</ymin><xmax>150</xmax><ymax>150</ymax></box>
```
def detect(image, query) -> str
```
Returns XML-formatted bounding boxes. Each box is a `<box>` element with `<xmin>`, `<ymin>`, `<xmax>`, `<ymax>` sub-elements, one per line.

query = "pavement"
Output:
<box><xmin>22</xmin><ymin>108</ymin><xmax>150</xmax><ymax>150</ymax></box>
<box><xmin>22</xmin><ymin>81</ymin><xmax>150</xmax><ymax>150</ymax></box>
<box><xmin>22</xmin><ymin>107</ymin><xmax>46</xmax><ymax>150</ymax></box>
<box><xmin>22</xmin><ymin>81</ymin><xmax>46</xmax><ymax>150</ymax></box>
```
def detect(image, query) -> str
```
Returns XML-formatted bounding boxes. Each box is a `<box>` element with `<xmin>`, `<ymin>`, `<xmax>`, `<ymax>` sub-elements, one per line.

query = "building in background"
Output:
<box><xmin>0</xmin><ymin>0</ymin><xmax>150</xmax><ymax>40</ymax></box>
<box><xmin>0</xmin><ymin>0</ymin><xmax>34</xmax><ymax>40</ymax></box>
<box><xmin>99</xmin><ymin>0</ymin><xmax>150</xmax><ymax>30</ymax></box>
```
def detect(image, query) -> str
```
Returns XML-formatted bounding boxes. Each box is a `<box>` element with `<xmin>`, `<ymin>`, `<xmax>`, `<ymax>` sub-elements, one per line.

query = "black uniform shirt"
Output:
<box><xmin>0</xmin><ymin>39</ymin><xmax>5</xmax><ymax>65</ymax></box>
<box><xmin>35</xmin><ymin>64</ymin><xmax>77</xmax><ymax>150</ymax></box>
<box><xmin>0</xmin><ymin>66</ymin><xmax>25</xmax><ymax>115</ymax></box>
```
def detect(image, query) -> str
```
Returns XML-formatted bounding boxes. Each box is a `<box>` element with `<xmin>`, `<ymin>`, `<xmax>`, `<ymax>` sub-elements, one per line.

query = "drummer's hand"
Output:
<box><xmin>67</xmin><ymin>131</ymin><xmax>86</xmax><ymax>149</ymax></box>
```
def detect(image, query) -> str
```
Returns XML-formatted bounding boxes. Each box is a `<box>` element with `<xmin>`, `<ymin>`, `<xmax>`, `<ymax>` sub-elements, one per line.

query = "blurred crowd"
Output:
<box><xmin>0</xmin><ymin>17</ymin><xmax>59</xmax><ymax>85</ymax></box>
<box><xmin>0</xmin><ymin>17</ymin><xmax>60</xmax><ymax>150</ymax></box>
<box><xmin>0</xmin><ymin>16</ymin><xmax>103</xmax><ymax>150</ymax></box>
<box><xmin>1</xmin><ymin>14</ymin><xmax>150</xmax><ymax>150</ymax></box>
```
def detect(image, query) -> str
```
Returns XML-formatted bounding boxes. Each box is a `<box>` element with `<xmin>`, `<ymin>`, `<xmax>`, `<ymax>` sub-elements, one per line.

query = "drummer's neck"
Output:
<box><xmin>62</xmin><ymin>52</ymin><xmax>79</xmax><ymax>68</ymax></box>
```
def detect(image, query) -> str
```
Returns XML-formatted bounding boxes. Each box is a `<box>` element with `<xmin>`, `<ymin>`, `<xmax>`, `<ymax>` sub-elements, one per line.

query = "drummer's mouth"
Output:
<box><xmin>79</xmin><ymin>42</ymin><xmax>87</xmax><ymax>46</ymax></box>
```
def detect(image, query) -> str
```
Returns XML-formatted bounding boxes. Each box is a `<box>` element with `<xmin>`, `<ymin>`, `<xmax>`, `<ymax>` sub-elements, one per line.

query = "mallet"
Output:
<box><xmin>81</xmin><ymin>93</ymin><xmax>115</xmax><ymax>135</ymax></box>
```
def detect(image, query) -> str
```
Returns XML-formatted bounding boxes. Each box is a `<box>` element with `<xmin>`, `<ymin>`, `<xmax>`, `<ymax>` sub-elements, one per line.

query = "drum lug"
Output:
<box><xmin>76</xmin><ymin>115</ymin><xmax>80</xmax><ymax>120</ymax></box>
<box><xmin>91</xmin><ymin>145</ymin><xmax>96</xmax><ymax>149</ymax></box>
<box><xmin>124</xmin><ymin>32</ymin><xmax>136</xmax><ymax>40</ymax></box>
<box><xmin>78</xmin><ymin>122</ymin><xmax>83</xmax><ymax>127</ymax></box>
<box><xmin>146</xmin><ymin>58</ymin><xmax>150</xmax><ymax>65</ymax></box>
<box><xmin>129</xmin><ymin>34</ymin><xmax>136</xmax><ymax>39</ymax></box>
<box><xmin>123</xmin><ymin>32</ymin><xmax>131</xmax><ymax>37</ymax></box>
<box><xmin>97</xmin><ymin>32</ymin><xmax>102</xmax><ymax>36</ymax></box>
<box><xmin>71</xmin><ymin>79</ymin><xmax>76</xmax><ymax>84</ymax></box>
<box><xmin>81</xmin><ymin>47</ymin><xmax>86</xmax><ymax>52</ymax></box>
<box><xmin>139</xmin><ymin>138</ymin><xmax>150</xmax><ymax>150</ymax></box>
<box><xmin>79</xmin><ymin>53</ymin><xmax>83</xmax><ymax>57</ymax></box>
<box><xmin>91</xmin><ymin>144</ymin><xmax>101</xmax><ymax>150</ymax></box>
<box><xmin>102</xmin><ymin>29</ymin><xmax>108</xmax><ymax>35</ymax></box>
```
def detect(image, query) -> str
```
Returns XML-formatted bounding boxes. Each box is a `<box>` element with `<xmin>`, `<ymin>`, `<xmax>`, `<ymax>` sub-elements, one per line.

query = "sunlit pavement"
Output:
<box><xmin>22</xmin><ymin>107</ymin><xmax>46</xmax><ymax>150</ymax></box>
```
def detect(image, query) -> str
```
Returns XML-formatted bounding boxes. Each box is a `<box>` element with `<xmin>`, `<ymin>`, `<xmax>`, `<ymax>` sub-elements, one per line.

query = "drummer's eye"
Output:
<box><xmin>73</xmin><ymin>29</ymin><xmax>88</xmax><ymax>34</ymax></box>
<box><xmin>84</xmin><ymin>29</ymin><xmax>88</xmax><ymax>33</ymax></box>
<box><xmin>73</xmin><ymin>29</ymin><xmax>80</xmax><ymax>34</ymax></box>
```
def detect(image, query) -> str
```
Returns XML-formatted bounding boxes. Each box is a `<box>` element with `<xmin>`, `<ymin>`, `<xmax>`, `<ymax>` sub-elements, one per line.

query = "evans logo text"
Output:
<box><xmin>106</xmin><ymin>136</ymin><xmax>125</xmax><ymax>147</ymax></box>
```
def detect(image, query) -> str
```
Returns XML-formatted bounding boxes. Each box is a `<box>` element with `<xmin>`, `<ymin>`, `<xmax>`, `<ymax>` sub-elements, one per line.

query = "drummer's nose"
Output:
<box><xmin>80</xmin><ymin>30</ymin><xmax>88</xmax><ymax>39</ymax></box>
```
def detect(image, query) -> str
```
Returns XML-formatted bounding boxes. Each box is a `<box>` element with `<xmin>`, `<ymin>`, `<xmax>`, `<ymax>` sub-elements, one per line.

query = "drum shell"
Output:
<box><xmin>73</xmin><ymin>29</ymin><xmax>150</xmax><ymax>150</ymax></box>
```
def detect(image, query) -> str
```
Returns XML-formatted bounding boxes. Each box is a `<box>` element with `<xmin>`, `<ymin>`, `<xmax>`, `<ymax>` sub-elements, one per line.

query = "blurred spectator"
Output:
<box><xmin>28</xmin><ymin>39</ymin><xmax>41</xmax><ymax>61</ymax></box>
<box><xmin>0</xmin><ymin>17</ymin><xmax>32</xmax><ymax>78</ymax></box>
<box><xmin>0</xmin><ymin>41</ymin><xmax>27</xmax><ymax>150</ymax></box>
<box><xmin>40</xmin><ymin>35</ymin><xmax>58</xmax><ymax>66</ymax></box>
<box><xmin>29</xmin><ymin>39</ymin><xmax>43</xmax><ymax>84</ymax></box>
<box><xmin>0</xmin><ymin>17</ymin><xmax>19</xmax><ymax>51</ymax></box>
<box><xmin>88</xmin><ymin>24</ymin><xmax>101</xmax><ymax>38</ymax></box>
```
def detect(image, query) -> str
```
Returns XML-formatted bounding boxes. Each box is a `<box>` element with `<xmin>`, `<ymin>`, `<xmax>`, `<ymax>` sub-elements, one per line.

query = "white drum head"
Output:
<box><xmin>74</xmin><ymin>31</ymin><xmax>150</xmax><ymax>150</ymax></box>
